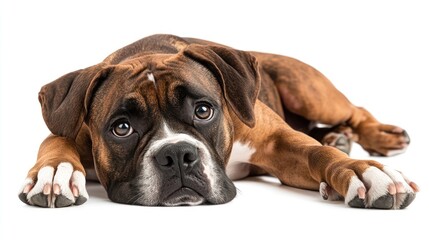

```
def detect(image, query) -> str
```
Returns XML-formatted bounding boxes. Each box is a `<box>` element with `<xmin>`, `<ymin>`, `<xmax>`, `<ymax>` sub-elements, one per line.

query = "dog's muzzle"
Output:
<box><xmin>107</xmin><ymin>128</ymin><xmax>237</xmax><ymax>206</ymax></box>
<box><xmin>154</xmin><ymin>142</ymin><xmax>205</xmax><ymax>206</ymax></box>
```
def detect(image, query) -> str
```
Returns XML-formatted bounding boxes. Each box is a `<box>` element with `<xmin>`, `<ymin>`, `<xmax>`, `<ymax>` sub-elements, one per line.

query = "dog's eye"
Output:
<box><xmin>194</xmin><ymin>103</ymin><xmax>214</xmax><ymax>120</ymax></box>
<box><xmin>112</xmin><ymin>121</ymin><xmax>134</xmax><ymax>137</ymax></box>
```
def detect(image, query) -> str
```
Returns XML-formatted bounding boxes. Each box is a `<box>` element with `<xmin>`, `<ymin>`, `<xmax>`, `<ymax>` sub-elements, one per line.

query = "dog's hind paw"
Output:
<box><xmin>319</xmin><ymin>182</ymin><xmax>343</xmax><ymax>201</ymax></box>
<box><xmin>19</xmin><ymin>162</ymin><xmax>88</xmax><ymax>208</ymax></box>
<box><xmin>357</xmin><ymin>124</ymin><xmax>410</xmax><ymax>157</ymax></box>
<box><xmin>322</xmin><ymin>132</ymin><xmax>352</xmax><ymax>155</ymax></box>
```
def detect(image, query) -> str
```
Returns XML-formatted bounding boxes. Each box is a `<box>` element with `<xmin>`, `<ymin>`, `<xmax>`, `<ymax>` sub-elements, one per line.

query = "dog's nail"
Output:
<box><xmin>395</xmin><ymin>182</ymin><xmax>405</xmax><ymax>193</ymax></box>
<box><xmin>43</xmin><ymin>184</ymin><xmax>52</xmax><ymax>195</ymax></box>
<box><xmin>53</xmin><ymin>184</ymin><xmax>61</xmax><ymax>195</ymax></box>
<box><xmin>23</xmin><ymin>184</ymin><xmax>33</xmax><ymax>194</ymax></box>
<box><xmin>392</xmin><ymin>127</ymin><xmax>404</xmax><ymax>134</ymax></box>
<box><xmin>388</xmin><ymin>184</ymin><xmax>397</xmax><ymax>195</ymax></box>
<box><xmin>72</xmin><ymin>185</ymin><xmax>79</xmax><ymax>197</ymax></box>
<box><xmin>409</xmin><ymin>182</ymin><xmax>420</xmax><ymax>192</ymax></box>
<box><xmin>358</xmin><ymin>187</ymin><xmax>366</xmax><ymax>199</ymax></box>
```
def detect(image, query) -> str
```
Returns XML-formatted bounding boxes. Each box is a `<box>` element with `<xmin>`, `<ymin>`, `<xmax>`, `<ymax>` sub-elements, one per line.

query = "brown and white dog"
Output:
<box><xmin>19</xmin><ymin>34</ymin><xmax>419</xmax><ymax>208</ymax></box>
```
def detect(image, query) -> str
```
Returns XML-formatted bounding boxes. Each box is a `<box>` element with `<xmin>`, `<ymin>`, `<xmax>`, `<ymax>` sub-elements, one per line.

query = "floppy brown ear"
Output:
<box><xmin>38</xmin><ymin>64</ymin><xmax>110</xmax><ymax>139</ymax></box>
<box><xmin>183</xmin><ymin>44</ymin><xmax>261</xmax><ymax>128</ymax></box>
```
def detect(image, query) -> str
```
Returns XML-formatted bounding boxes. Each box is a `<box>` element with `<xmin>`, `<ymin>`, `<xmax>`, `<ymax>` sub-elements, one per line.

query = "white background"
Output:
<box><xmin>1</xmin><ymin>0</ymin><xmax>428</xmax><ymax>239</ymax></box>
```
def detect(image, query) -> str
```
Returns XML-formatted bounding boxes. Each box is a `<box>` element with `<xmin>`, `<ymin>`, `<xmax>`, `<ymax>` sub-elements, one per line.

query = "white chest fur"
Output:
<box><xmin>226</xmin><ymin>142</ymin><xmax>256</xmax><ymax>180</ymax></box>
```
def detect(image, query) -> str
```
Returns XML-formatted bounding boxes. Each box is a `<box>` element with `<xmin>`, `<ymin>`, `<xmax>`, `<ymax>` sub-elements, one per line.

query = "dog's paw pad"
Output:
<box><xmin>372</xmin><ymin>194</ymin><xmax>394</xmax><ymax>209</ymax></box>
<box><xmin>347</xmin><ymin>196</ymin><xmax>365</xmax><ymax>208</ymax></box>
<box><xmin>54</xmin><ymin>194</ymin><xmax>74</xmax><ymax>208</ymax></box>
<box><xmin>399</xmin><ymin>192</ymin><xmax>416</xmax><ymax>209</ymax></box>
<box><xmin>322</xmin><ymin>133</ymin><xmax>352</xmax><ymax>155</ymax></box>
<box><xmin>30</xmin><ymin>192</ymin><xmax>50</xmax><ymax>208</ymax></box>
<box><xmin>18</xmin><ymin>192</ymin><xmax>29</xmax><ymax>204</ymax></box>
<box><xmin>75</xmin><ymin>195</ymin><xmax>88</xmax><ymax>205</ymax></box>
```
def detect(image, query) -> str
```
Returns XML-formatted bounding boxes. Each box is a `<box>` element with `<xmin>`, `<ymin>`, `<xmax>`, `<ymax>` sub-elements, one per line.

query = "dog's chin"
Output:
<box><xmin>162</xmin><ymin>187</ymin><xmax>206</xmax><ymax>206</ymax></box>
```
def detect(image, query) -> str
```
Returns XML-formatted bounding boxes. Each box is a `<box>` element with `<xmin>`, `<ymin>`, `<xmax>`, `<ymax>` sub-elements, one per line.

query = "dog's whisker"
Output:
<box><xmin>129</xmin><ymin>192</ymin><xmax>145</xmax><ymax>205</ymax></box>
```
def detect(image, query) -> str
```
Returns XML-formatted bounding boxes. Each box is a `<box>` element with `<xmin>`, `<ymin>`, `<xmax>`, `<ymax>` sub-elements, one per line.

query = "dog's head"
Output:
<box><xmin>38</xmin><ymin>43</ymin><xmax>260</xmax><ymax>206</ymax></box>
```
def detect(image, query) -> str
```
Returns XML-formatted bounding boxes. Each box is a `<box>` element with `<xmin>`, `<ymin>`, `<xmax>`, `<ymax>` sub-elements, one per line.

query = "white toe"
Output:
<box><xmin>53</xmin><ymin>162</ymin><xmax>75</xmax><ymax>202</ymax></box>
<box><xmin>382</xmin><ymin>166</ymin><xmax>414</xmax><ymax>209</ymax></box>
<box><xmin>382</xmin><ymin>166</ymin><xmax>412</xmax><ymax>192</ymax></box>
<box><xmin>72</xmin><ymin>170</ymin><xmax>88</xmax><ymax>199</ymax></box>
<box><xmin>20</xmin><ymin>178</ymin><xmax>34</xmax><ymax>194</ymax></box>
<box><xmin>362</xmin><ymin>166</ymin><xmax>393</xmax><ymax>207</ymax></box>
<box><xmin>345</xmin><ymin>176</ymin><xmax>365</xmax><ymax>205</ymax></box>
<box><xmin>27</xmin><ymin>166</ymin><xmax>54</xmax><ymax>205</ymax></box>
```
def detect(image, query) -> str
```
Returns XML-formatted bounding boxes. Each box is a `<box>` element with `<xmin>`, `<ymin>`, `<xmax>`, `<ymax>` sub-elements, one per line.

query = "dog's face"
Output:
<box><xmin>38</xmin><ymin>44</ymin><xmax>260</xmax><ymax>206</ymax></box>
<box><xmin>89</xmin><ymin>56</ymin><xmax>237</xmax><ymax>206</ymax></box>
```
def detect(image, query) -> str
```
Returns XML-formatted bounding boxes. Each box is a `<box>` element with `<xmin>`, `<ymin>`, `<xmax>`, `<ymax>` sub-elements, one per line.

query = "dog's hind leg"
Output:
<box><xmin>253</xmin><ymin>52</ymin><xmax>410</xmax><ymax>156</ymax></box>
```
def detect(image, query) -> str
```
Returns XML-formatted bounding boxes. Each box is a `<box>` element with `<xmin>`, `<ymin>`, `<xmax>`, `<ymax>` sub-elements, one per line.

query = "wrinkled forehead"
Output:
<box><xmin>90</xmin><ymin>55</ymin><xmax>223</xmax><ymax>121</ymax></box>
<box><xmin>154</xmin><ymin>59</ymin><xmax>223</xmax><ymax>104</ymax></box>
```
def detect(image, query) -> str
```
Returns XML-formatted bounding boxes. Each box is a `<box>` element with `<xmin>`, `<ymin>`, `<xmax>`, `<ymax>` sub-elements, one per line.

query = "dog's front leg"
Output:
<box><xmin>232</xmin><ymin>101</ymin><xmax>419</xmax><ymax>209</ymax></box>
<box><xmin>19</xmin><ymin>135</ymin><xmax>88</xmax><ymax>208</ymax></box>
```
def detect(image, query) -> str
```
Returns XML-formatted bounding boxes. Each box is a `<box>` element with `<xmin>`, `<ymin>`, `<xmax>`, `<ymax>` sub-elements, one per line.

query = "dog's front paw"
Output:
<box><xmin>344</xmin><ymin>166</ymin><xmax>418</xmax><ymax>209</ymax></box>
<box><xmin>19</xmin><ymin>162</ymin><xmax>88</xmax><ymax>208</ymax></box>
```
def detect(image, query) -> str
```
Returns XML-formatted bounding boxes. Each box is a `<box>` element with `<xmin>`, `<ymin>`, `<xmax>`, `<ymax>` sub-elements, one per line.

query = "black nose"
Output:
<box><xmin>155</xmin><ymin>142</ymin><xmax>200</xmax><ymax>169</ymax></box>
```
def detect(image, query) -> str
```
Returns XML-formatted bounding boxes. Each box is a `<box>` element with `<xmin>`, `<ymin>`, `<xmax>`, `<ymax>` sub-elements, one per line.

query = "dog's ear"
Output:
<box><xmin>38</xmin><ymin>64</ymin><xmax>110</xmax><ymax>139</ymax></box>
<box><xmin>183</xmin><ymin>44</ymin><xmax>261</xmax><ymax>128</ymax></box>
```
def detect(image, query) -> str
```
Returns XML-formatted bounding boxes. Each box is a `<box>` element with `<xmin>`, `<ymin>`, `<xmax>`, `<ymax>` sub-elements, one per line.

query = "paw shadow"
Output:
<box><xmin>236</xmin><ymin>176</ymin><xmax>345</xmax><ymax>207</ymax></box>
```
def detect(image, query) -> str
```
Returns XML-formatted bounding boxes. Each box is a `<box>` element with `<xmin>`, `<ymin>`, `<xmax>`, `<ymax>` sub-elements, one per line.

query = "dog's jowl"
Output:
<box><xmin>19</xmin><ymin>34</ymin><xmax>419</xmax><ymax>208</ymax></box>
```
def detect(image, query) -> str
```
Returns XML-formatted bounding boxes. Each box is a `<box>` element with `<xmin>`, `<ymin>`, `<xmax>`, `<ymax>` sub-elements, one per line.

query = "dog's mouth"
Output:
<box><xmin>107</xmin><ymin>139</ymin><xmax>237</xmax><ymax>206</ymax></box>
<box><xmin>163</xmin><ymin>187</ymin><xmax>205</xmax><ymax>206</ymax></box>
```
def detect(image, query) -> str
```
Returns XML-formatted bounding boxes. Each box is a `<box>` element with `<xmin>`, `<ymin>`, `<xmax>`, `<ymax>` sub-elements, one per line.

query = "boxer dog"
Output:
<box><xmin>19</xmin><ymin>34</ymin><xmax>419</xmax><ymax>209</ymax></box>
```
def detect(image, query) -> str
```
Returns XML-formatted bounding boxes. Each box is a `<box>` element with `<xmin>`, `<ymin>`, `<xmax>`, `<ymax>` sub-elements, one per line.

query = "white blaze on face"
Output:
<box><xmin>147</xmin><ymin>72</ymin><xmax>155</xmax><ymax>82</ymax></box>
<box><xmin>139</xmin><ymin>154</ymin><xmax>162</xmax><ymax>205</ymax></box>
